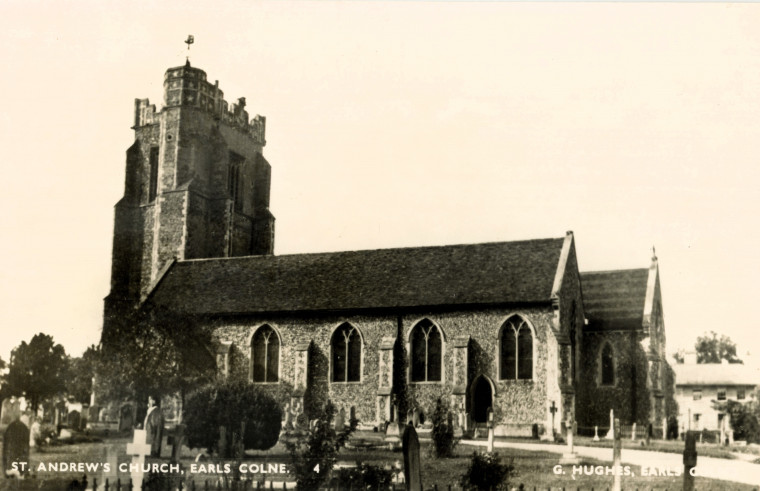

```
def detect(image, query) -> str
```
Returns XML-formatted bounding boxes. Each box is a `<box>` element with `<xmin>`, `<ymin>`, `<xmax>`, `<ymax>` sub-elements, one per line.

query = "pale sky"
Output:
<box><xmin>1</xmin><ymin>1</ymin><xmax>759</xmax><ymax>368</ymax></box>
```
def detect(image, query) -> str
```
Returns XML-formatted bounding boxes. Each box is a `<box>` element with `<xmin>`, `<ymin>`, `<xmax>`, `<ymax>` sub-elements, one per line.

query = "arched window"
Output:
<box><xmin>500</xmin><ymin>316</ymin><xmax>533</xmax><ymax>380</ymax></box>
<box><xmin>410</xmin><ymin>319</ymin><xmax>442</xmax><ymax>382</ymax></box>
<box><xmin>601</xmin><ymin>342</ymin><xmax>614</xmax><ymax>385</ymax></box>
<box><xmin>332</xmin><ymin>323</ymin><xmax>361</xmax><ymax>382</ymax></box>
<box><xmin>252</xmin><ymin>325</ymin><xmax>279</xmax><ymax>383</ymax></box>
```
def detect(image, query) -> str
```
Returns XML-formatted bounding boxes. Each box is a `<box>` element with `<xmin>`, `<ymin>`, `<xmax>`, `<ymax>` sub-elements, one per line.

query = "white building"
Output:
<box><xmin>674</xmin><ymin>354</ymin><xmax>757</xmax><ymax>433</ymax></box>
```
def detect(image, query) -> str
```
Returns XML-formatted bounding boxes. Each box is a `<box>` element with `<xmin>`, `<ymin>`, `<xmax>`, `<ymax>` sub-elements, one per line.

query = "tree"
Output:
<box><xmin>3</xmin><ymin>334</ymin><xmax>68</xmax><ymax>412</ymax></box>
<box><xmin>183</xmin><ymin>379</ymin><xmax>282</xmax><ymax>456</ymax></box>
<box><xmin>285</xmin><ymin>400</ymin><xmax>357</xmax><ymax>490</ymax></box>
<box><xmin>695</xmin><ymin>331</ymin><xmax>742</xmax><ymax>364</ymax></box>
<box><xmin>97</xmin><ymin>305</ymin><xmax>216</xmax><ymax>408</ymax></box>
<box><xmin>66</xmin><ymin>345</ymin><xmax>99</xmax><ymax>404</ymax></box>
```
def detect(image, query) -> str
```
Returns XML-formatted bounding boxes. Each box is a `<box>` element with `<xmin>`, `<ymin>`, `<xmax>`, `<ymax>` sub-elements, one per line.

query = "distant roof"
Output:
<box><xmin>147</xmin><ymin>238</ymin><xmax>566</xmax><ymax>315</ymax></box>
<box><xmin>674</xmin><ymin>363</ymin><xmax>759</xmax><ymax>387</ymax></box>
<box><xmin>581</xmin><ymin>269</ymin><xmax>650</xmax><ymax>330</ymax></box>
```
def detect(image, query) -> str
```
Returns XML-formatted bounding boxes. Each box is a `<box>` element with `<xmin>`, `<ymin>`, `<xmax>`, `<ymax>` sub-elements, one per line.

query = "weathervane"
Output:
<box><xmin>185</xmin><ymin>35</ymin><xmax>194</xmax><ymax>62</ymax></box>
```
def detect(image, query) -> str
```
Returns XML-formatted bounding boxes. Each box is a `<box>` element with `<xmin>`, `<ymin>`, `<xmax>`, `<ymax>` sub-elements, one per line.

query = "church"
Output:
<box><xmin>102</xmin><ymin>61</ymin><xmax>675</xmax><ymax>438</ymax></box>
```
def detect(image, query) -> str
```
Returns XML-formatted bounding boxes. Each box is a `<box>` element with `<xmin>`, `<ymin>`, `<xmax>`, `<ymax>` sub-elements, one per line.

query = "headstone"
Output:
<box><xmin>548</xmin><ymin>401</ymin><xmax>558</xmax><ymax>439</ymax></box>
<box><xmin>407</xmin><ymin>409</ymin><xmax>414</xmax><ymax>427</ymax></box>
<box><xmin>612</xmin><ymin>418</ymin><xmax>622</xmax><ymax>491</ymax></box>
<box><xmin>560</xmin><ymin>420</ymin><xmax>580</xmax><ymax>465</ymax></box>
<box><xmin>29</xmin><ymin>420</ymin><xmax>41</xmax><ymax>448</ymax></box>
<box><xmin>385</xmin><ymin>422</ymin><xmax>402</xmax><ymax>450</ymax></box>
<box><xmin>118</xmin><ymin>404</ymin><xmax>134</xmax><ymax>432</ymax></box>
<box><xmin>605</xmin><ymin>409</ymin><xmax>614</xmax><ymax>439</ymax></box>
<box><xmin>683</xmin><ymin>431</ymin><xmax>697</xmax><ymax>491</ymax></box>
<box><xmin>593</xmin><ymin>425</ymin><xmax>600</xmax><ymax>441</ymax></box>
<box><xmin>171</xmin><ymin>424</ymin><xmax>186</xmax><ymax>463</ymax></box>
<box><xmin>68</xmin><ymin>410</ymin><xmax>81</xmax><ymax>429</ymax></box>
<box><xmin>3</xmin><ymin>421</ymin><xmax>30</xmax><ymax>477</ymax></box>
<box><xmin>1</xmin><ymin>398</ymin><xmax>20</xmax><ymax>426</ymax></box>
<box><xmin>126</xmin><ymin>429</ymin><xmax>152</xmax><ymax>491</ymax></box>
<box><xmin>88</xmin><ymin>406</ymin><xmax>99</xmax><ymax>425</ymax></box>
<box><xmin>631</xmin><ymin>422</ymin><xmax>637</xmax><ymax>440</ymax></box>
<box><xmin>335</xmin><ymin>408</ymin><xmax>345</xmax><ymax>432</ymax></box>
<box><xmin>402</xmin><ymin>424</ymin><xmax>423</xmax><ymax>491</ymax></box>
<box><xmin>662</xmin><ymin>417</ymin><xmax>667</xmax><ymax>440</ymax></box>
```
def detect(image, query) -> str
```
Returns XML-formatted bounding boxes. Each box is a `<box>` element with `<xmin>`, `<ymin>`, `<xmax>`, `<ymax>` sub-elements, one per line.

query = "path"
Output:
<box><xmin>461</xmin><ymin>439</ymin><xmax>760</xmax><ymax>486</ymax></box>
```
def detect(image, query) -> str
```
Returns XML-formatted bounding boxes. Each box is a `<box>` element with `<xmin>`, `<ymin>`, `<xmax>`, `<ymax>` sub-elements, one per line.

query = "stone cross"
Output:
<box><xmin>683</xmin><ymin>431</ymin><xmax>697</xmax><ymax>491</ymax></box>
<box><xmin>486</xmin><ymin>408</ymin><xmax>495</xmax><ymax>453</ymax></box>
<box><xmin>126</xmin><ymin>429</ymin><xmax>152</xmax><ymax>490</ymax></box>
<box><xmin>612</xmin><ymin>418</ymin><xmax>622</xmax><ymax>491</ymax></box>
<box><xmin>560</xmin><ymin>419</ymin><xmax>580</xmax><ymax>465</ymax></box>
<box><xmin>402</xmin><ymin>424</ymin><xmax>422</xmax><ymax>491</ymax></box>
<box><xmin>549</xmin><ymin>401</ymin><xmax>558</xmax><ymax>438</ymax></box>
<box><xmin>2</xmin><ymin>420</ymin><xmax>30</xmax><ymax>478</ymax></box>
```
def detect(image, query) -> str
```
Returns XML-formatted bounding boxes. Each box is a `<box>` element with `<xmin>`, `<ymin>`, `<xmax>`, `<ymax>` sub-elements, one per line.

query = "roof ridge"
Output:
<box><xmin>581</xmin><ymin>267</ymin><xmax>649</xmax><ymax>275</ymax></box>
<box><xmin>176</xmin><ymin>236</ymin><xmax>567</xmax><ymax>264</ymax></box>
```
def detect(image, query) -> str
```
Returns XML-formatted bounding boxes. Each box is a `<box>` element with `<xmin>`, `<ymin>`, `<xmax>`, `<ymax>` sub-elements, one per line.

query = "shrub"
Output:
<box><xmin>430</xmin><ymin>398</ymin><xmax>457</xmax><ymax>458</ymax></box>
<box><xmin>285</xmin><ymin>400</ymin><xmax>357</xmax><ymax>490</ymax></box>
<box><xmin>183</xmin><ymin>379</ymin><xmax>282</xmax><ymax>456</ymax></box>
<box><xmin>334</xmin><ymin>462</ymin><xmax>393</xmax><ymax>489</ymax></box>
<box><xmin>460</xmin><ymin>452</ymin><xmax>514</xmax><ymax>491</ymax></box>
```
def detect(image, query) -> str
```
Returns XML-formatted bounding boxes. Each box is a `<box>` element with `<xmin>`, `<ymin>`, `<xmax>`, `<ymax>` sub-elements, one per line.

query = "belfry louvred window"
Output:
<box><xmin>410</xmin><ymin>319</ymin><xmax>442</xmax><ymax>382</ymax></box>
<box><xmin>500</xmin><ymin>316</ymin><xmax>533</xmax><ymax>380</ymax></box>
<box><xmin>332</xmin><ymin>323</ymin><xmax>361</xmax><ymax>382</ymax></box>
<box><xmin>252</xmin><ymin>325</ymin><xmax>279</xmax><ymax>383</ymax></box>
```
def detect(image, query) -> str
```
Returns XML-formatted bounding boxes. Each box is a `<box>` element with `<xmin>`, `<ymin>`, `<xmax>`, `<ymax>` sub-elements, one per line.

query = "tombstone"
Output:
<box><xmin>662</xmin><ymin>417</ymin><xmax>667</xmax><ymax>440</ymax></box>
<box><xmin>1</xmin><ymin>398</ymin><xmax>20</xmax><ymax>426</ymax></box>
<box><xmin>3</xmin><ymin>420</ymin><xmax>30</xmax><ymax>477</ymax></box>
<box><xmin>406</xmin><ymin>409</ymin><xmax>414</xmax><ymax>426</ymax></box>
<box><xmin>67</xmin><ymin>410</ymin><xmax>81</xmax><ymax>430</ymax></box>
<box><xmin>385</xmin><ymin>421</ymin><xmax>402</xmax><ymax>450</ymax></box>
<box><xmin>87</xmin><ymin>406</ymin><xmax>99</xmax><ymax>428</ymax></box>
<box><xmin>548</xmin><ymin>401</ymin><xmax>558</xmax><ymax>440</ymax></box>
<box><xmin>335</xmin><ymin>408</ymin><xmax>346</xmax><ymax>432</ymax></box>
<box><xmin>631</xmin><ymin>422</ymin><xmax>637</xmax><ymax>440</ymax></box>
<box><xmin>454</xmin><ymin>410</ymin><xmax>464</xmax><ymax>438</ymax></box>
<box><xmin>683</xmin><ymin>431</ymin><xmax>697</xmax><ymax>491</ymax></box>
<box><xmin>402</xmin><ymin>424</ymin><xmax>423</xmax><ymax>491</ymax></box>
<box><xmin>171</xmin><ymin>424</ymin><xmax>186</xmax><ymax>463</ymax></box>
<box><xmin>593</xmin><ymin>425</ymin><xmax>600</xmax><ymax>441</ymax></box>
<box><xmin>560</xmin><ymin>420</ymin><xmax>580</xmax><ymax>464</ymax></box>
<box><xmin>605</xmin><ymin>409</ymin><xmax>614</xmax><ymax>439</ymax></box>
<box><xmin>118</xmin><ymin>404</ymin><xmax>134</xmax><ymax>432</ymax></box>
<box><xmin>126</xmin><ymin>429</ymin><xmax>152</xmax><ymax>491</ymax></box>
<box><xmin>29</xmin><ymin>420</ymin><xmax>41</xmax><ymax>448</ymax></box>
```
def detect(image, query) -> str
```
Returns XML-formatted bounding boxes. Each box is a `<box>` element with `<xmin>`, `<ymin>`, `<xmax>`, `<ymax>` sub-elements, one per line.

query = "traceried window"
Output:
<box><xmin>332</xmin><ymin>323</ymin><xmax>361</xmax><ymax>382</ymax></box>
<box><xmin>410</xmin><ymin>319</ymin><xmax>442</xmax><ymax>382</ymax></box>
<box><xmin>500</xmin><ymin>316</ymin><xmax>533</xmax><ymax>380</ymax></box>
<box><xmin>601</xmin><ymin>342</ymin><xmax>615</xmax><ymax>386</ymax></box>
<box><xmin>251</xmin><ymin>325</ymin><xmax>279</xmax><ymax>383</ymax></box>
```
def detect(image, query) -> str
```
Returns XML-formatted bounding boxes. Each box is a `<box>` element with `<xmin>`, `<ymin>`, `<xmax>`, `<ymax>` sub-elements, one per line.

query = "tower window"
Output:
<box><xmin>500</xmin><ymin>316</ymin><xmax>533</xmax><ymax>380</ymax></box>
<box><xmin>148</xmin><ymin>146</ymin><xmax>159</xmax><ymax>202</ymax></box>
<box><xmin>331</xmin><ymin>323</ymin><xmax>361</xmax><ymax>382</ymax></box>
<box><xmin>410</xmin><ymin>319</ymin><xmax>442</xmax><ymax>382</ymax></box>
<box><xmin>251</xmin><ymin>325</ymin><xmax>279</xmax><ymax>383</ymax></box>
<box><xmin>228</xmin><ymin>152</ymin><xmax>245</xmax><ymax>212</ymax></box>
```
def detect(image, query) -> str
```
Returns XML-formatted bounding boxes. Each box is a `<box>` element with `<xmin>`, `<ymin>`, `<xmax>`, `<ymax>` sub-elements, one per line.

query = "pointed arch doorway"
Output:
<box><xmin>470</xmin><ymin>375</ymin><xmax>495</xmax><ymax>424</ymax></box>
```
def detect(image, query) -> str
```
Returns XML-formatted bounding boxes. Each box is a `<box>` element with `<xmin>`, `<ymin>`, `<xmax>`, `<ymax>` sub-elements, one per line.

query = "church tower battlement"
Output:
<box><xmin>106</xmin><ymin>61</ymin><xmax>275</xmax><ymax>316</ymax></box>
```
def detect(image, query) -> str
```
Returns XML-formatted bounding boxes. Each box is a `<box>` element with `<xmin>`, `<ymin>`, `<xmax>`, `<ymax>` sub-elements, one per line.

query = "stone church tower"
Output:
<box><xmin>104</xmin><ymin>61</ymin><xmax>275</xmax><ymax>322</ymax></box>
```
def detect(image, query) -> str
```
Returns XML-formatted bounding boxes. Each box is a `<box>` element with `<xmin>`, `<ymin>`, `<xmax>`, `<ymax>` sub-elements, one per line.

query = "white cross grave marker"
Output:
<box><xmin>126</xmin><ymin>429</ymin><xmax>152</xmax><ymax>490</ymax></box>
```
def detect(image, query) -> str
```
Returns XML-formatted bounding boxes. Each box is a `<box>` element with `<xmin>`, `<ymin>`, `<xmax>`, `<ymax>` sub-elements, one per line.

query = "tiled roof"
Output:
<box><xmin>581</xmin><ymin>269</ymin><xmax>649</xmax><ymax>330</ymax></box>
<box><xmin>674</xmin><ymin>363</ymin><xmax>759</xmax><ymax>387</ymax></box>
<box><xmin>147</xmin><ymin>238</ymin><xmax>566</xmax><ymax>315</ymax></box>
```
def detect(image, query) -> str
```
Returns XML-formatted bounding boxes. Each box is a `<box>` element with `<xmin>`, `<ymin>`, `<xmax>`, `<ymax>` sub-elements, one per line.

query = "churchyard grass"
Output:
<box><xmin>570</xmin><ymin>435</ymin><xmax>760</xmax><ymax>460</ymax></box>
<box><xmin>2</xmin><ymin>430</ymin><xmax>757</xmax><ymax>490</ymax></box>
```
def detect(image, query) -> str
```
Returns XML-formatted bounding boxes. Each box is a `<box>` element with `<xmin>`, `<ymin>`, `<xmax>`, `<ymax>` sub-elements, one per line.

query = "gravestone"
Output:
<box><xmin>335</xmin><ymin>408</ymin><xmax>345</xmax><ymax>432</ymax></box>
<box><xmin>88</xmin><ymin>405</ymin><xmax>100</xmax><ymax>424</ymax></box>
<box><xmin>605</xmin><ymin>409</ymin><xmax>614</xmax><ymax>439</ymax></box>
<box><xmin>29</xmin><ymin>420</ymin><xmax>41</xmax><ymax>448</ymax></box>
<box><xmin>593</xmin><ymin>425</ymin><xmax>600</xmax><ymax>441</ymax></box>
<box><xmin>612</xmin><ymin>418</ymin><xmax>621</xmax><ymax>491</ymax></box>
<box><xmin>67</xmin><ymin>410</ymin><xmax>81</xmax><ymax>430</ymax></box>
<box><xmin>560</xmin><ymin>420</ymin><xmax>580</xmax><ymax>464</ymax></box>
<box><xmin>118</xmin><ymin>404</ymin><xmax>134</xmax><ymax>432</ymax></box>
<box><xmin>385</xmin><ymin>421</ymin><xmax>402</xmax><ymax>450</ymax></box>
<box><xmin>126</xmin><ymin>429</ymin><xmax>152</xmax><ymax>491</ymax></box>
<box><xmin>1</xmin><ymin>398</ymin><xmax>20</xmax><ymax>426</ymax></box>
<box><xmin>2</xmin><ymin>420</ymin><xmax>30</xmax><ymax>477</ymax></box>
<box><xmin>486</xmin><ymin>408</ymin><xmax>495</xmax><ymax>453</ymax></box>
<box><xmin>171</xmin><ymin>424</ymin><xmax>186</xmax><ymax>463</ymax></box>
<box><xmin>402</xmin><ymin>424</ymin><xmax>422</xmax><ymax>491</ymax></box>
<box><xmin>406</xmin><ymin>409</ymin><xmax>414</xmax><ymax>426</ymax></box>
<box><xmin>631</xmin><ymin>422</ymin><xmax>637</xmax><ymax>440</ymax></box>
